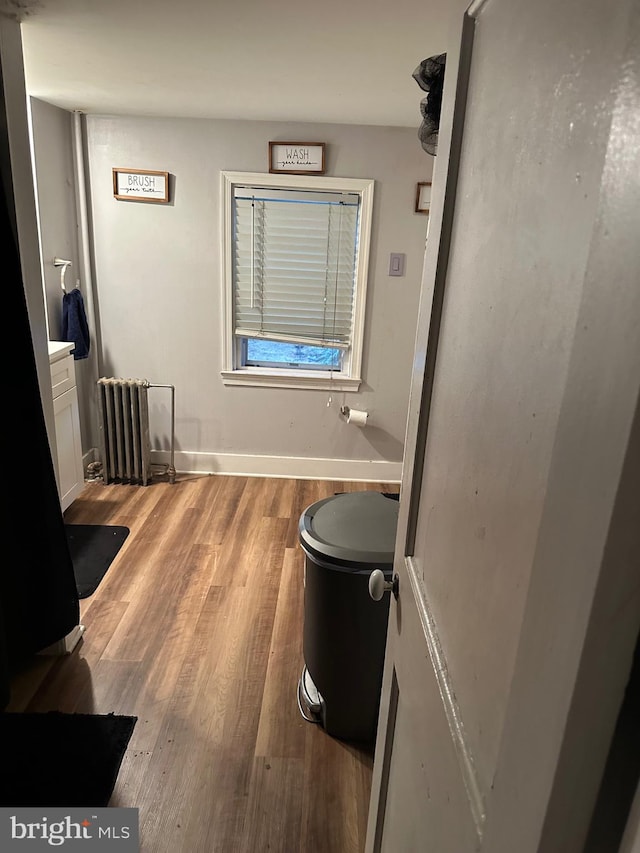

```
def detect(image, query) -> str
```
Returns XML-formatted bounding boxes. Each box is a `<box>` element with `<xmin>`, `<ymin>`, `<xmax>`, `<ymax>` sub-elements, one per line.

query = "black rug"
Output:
<box><xmin>0</xmin><ymin>711</ymin><xmax>136</xmax><ymax>806</ymax></box>
<box><xmin>65</xmin><ymin>524</ymin><xmax>129</xmax><ymax>598</ymax></box>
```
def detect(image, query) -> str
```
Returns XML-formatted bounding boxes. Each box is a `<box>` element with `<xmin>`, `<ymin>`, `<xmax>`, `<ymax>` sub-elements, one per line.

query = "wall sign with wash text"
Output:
<box><xmin>113</xmin><ymin>168</ymin><xmax>170</xmax><ymax>203</ymax></box>
<box><xmin>269</xmin><ymin>142</ymin><xmax>325</xmax><ymax>175</ymax></box>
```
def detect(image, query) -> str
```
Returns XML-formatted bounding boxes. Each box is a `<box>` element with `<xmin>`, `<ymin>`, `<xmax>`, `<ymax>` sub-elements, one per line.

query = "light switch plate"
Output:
<box><xmin>389</xmin><ymin>253</ymin><xmax>406</xmax><ymax>276</ymax></box>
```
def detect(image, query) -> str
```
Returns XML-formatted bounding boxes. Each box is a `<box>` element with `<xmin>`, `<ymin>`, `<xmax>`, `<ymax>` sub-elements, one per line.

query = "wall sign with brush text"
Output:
<box><xmin>113</xmin><ymin>168</ymin><xmax>170</xmax><ymax>203</ymax></box>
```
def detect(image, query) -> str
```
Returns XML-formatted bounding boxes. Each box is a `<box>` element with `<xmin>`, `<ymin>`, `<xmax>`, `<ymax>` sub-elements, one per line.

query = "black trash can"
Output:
<box><xmin>297</xmin><ymin>491</ymin><xmax>399</xmax><ymax>742</ymax></box>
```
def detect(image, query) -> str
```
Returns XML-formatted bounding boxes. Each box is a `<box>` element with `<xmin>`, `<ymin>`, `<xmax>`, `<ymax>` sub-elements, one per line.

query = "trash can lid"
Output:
<box><xmin>299</xmin><ymin>491</ymin><xmax>399</xmax><ymax>569</ymax></box>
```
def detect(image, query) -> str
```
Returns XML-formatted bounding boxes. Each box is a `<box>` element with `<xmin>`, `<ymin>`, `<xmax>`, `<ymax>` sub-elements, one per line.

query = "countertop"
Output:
<box><xmin>48</xmin><ymin>341</ymin><xmax>74</xmax><ymax>364</ymax></box>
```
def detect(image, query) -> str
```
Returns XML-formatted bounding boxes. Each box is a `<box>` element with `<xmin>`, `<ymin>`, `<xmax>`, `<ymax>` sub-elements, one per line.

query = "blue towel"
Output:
<box><xmin>61</xmin><ymin>288</ymin><xmax>90</xmax><ymax>360</ymax></box>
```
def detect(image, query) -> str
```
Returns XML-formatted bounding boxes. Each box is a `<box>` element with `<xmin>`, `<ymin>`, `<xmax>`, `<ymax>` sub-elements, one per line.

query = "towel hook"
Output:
<box><xmin>53</xmin><ymin>257</ymin><xmax>73</xmax><ymax>293</ymax></box>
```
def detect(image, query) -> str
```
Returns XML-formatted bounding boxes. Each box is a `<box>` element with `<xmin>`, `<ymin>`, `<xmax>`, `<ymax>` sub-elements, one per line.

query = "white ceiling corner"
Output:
<box><xmin>16</xmin><ymin>0</ymin><xmax>456</xmax><ymax>127</ymax></box>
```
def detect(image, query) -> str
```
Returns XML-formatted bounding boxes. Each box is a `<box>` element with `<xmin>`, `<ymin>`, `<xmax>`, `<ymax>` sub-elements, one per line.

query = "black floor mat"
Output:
<box><xmin>65</xmin><ymin>524</ymin><xmax>129</xmax><ymax>598</ymax></box>
<box><xmin>0</xmin><ymin>711</ymin><xmax>136</xmax><ymax>806</ymax></box>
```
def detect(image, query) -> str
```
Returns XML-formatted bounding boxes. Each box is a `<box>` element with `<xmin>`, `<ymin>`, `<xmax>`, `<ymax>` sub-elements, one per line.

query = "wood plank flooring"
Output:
<box><xmin>8</xmin><ymin>474</ymin><xmax>398</xmax><ymax>853</ymax></box>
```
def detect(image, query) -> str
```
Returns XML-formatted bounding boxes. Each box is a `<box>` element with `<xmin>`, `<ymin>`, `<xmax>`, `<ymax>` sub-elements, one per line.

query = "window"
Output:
<box><xmin>221</xmin><ymin>171</ymin><xmax>374</xmax><ymax>390</ymax></box>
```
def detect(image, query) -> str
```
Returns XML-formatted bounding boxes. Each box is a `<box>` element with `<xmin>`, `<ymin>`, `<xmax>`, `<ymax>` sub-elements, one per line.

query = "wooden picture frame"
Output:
<box><xmin>415</xmin><ymin>181</ymin><xmax>432</xmax><ymax>214</ymax></box>
<box><xmin>113</xmin><ymin>168</ymin><xmax>170</xmax><ymax>203</ymax></box>
<box><xmin>269</xmin><ymin>142</ymin><xmax>326</xmax><ymax>175</ymax></box>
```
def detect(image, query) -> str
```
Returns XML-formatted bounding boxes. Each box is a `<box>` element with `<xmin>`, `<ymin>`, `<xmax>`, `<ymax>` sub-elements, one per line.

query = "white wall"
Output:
<box><xmin>29</xmin><ymin>97</ymin><xmax>97</xmax><ymax>455</ymax></box>
<box><xmin>29</xmin><ymin>98</ymin><xmax>78</xmax><ymax>340</ymax></box>
<box><xmin>85</xmin><ymin>115</ymin><xmax>431</xmax><ymax>480</ymax></box>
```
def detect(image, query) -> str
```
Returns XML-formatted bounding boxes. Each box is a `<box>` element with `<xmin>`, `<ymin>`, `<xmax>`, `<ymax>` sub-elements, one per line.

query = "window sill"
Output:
<box><xmin>220</xmin><ymin>368</ymin><xmax>362</xmax><ymax>391</ymax></box>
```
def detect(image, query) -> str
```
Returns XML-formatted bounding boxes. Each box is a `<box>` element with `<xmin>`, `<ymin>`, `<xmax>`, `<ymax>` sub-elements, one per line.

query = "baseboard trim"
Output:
<box><xmin>38</xmin><ymin>624</ymin><xmax>85</xmax><ymax>656</ymax></box>
<box><xmin>150</xmin><ymin>449</ymin><xmax>402</xmax><ymax>483</ymax></box>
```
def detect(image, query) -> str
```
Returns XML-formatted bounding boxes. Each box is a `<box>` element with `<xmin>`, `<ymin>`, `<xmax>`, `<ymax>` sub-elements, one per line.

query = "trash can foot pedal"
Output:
<box><xmin>297</xmin><ymin>666</ymin><xmax>322</xmax><ymax>724</ymax></box>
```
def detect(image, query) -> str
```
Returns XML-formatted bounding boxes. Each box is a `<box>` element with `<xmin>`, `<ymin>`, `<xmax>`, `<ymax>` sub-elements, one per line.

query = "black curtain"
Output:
<box><xmin>0</xmin><ymin>64</ymin><xmax>79</xmax><ymax>708</ymax></box>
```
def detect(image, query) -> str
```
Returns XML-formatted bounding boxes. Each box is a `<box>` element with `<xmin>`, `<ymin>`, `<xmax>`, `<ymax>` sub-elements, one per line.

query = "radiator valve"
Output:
<box><xmin>86</xmin><ymin>461</ymin><xmax>103</xmax><ymax>480</ymax></box>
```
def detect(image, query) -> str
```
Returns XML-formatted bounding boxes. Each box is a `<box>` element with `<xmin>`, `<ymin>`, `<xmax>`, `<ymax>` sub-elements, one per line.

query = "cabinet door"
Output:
<box><xmin>53</xmin><ymin>385</ymin><xmax>84</xmax><ymax>511</ymax></box>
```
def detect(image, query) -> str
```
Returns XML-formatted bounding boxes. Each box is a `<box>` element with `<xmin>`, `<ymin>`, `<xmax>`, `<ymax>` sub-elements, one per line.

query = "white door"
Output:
<box><xmin>366</xmin><ymin>0</ymin><xmax>640</xmax><ymax>851</ymax></box>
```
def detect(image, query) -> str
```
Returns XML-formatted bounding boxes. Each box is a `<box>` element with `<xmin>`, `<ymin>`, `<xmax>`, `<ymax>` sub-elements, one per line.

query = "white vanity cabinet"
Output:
<box><xmin>49</xmin><ymin>341</ymin><xmax>84</xmax><ymax>512</ymax></box>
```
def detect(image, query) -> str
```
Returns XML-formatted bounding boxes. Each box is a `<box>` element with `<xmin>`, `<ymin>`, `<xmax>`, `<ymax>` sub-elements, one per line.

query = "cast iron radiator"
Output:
<box><xmin>96</xmin><ymin>377</ymin><xmax>175</xmax><ymax>485</ymax></box>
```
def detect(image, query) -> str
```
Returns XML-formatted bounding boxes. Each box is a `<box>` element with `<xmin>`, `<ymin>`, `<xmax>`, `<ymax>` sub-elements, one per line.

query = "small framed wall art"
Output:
<box><xmin>269</xmin><ymin>142</ymin><xmax>326</xmax><ymax>175</ymax></box>
<box><xmin>113</xmin><ymin>168</ymin><xmax>170</xmax><ymax>203</ymax></box>
<box><xmin>415</xmin><ymin>181</ymin><xmax>432</xmax><ymax>214</ymax></box>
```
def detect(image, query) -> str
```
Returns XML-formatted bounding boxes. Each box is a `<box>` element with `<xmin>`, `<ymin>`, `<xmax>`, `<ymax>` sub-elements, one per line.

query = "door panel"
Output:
<box><xmin>367</xmin><ymin>0</ymin><xmax>640</xmax><ymax>850</ymax></box>
<box><xmin>380</xmin><ymin>595</ymin><xmax>478</xmax><ymax>852</ymax></box>
<box><xmin>410</xmin><ymin>0</ymin><xmax>625</xmax><ymax>788</ymax></box>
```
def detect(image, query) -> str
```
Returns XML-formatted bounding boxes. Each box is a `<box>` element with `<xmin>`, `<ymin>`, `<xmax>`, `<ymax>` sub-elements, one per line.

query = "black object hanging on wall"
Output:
<box><xmin>0</xmin><ymin>60</ymin><xmax>79</xmax><ymax>708</ymax></box>
<box><xmin>413</xmin><ymin>53</ymin><xmax>446</xmax><ymax>156</ymax></box>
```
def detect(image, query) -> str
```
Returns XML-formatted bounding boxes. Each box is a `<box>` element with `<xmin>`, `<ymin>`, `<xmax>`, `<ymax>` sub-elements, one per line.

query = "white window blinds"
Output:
<box><xmin>233</xmin><ymin>186</ymin><xmax>360</xmax><ymax>348</ymax></box>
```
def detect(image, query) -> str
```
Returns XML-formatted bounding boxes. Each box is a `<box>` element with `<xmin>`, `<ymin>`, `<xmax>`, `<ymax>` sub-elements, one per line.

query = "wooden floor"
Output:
<box><xmin>8</xmin><ymin>474</ymin><xmax>398</xmax><ymax>852</ymax></box>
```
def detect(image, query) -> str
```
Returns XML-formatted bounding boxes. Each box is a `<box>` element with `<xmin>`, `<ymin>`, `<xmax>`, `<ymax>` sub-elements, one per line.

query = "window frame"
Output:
<box><xmin>220</xmin><ymin>171</ymin><xmax>374</xmax><ymax>391</ymax></box>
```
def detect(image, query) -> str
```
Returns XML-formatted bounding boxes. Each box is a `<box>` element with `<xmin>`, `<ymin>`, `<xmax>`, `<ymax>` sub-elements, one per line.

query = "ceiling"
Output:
<box><xmin>10</xmin><ymin>0</ymin><xmax>455</xmax><ymax>127</ymax></box>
